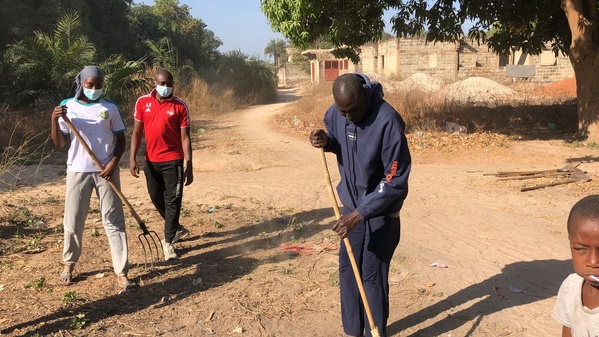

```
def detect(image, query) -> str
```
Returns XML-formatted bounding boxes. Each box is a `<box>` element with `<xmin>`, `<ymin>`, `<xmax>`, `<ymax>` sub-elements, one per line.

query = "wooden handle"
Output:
<box><xmin>318</xmin><ymin>147</ymin><xmax>380</xmax><ymax>337</ymax></box>
<box><xmin>61</xmin><ymin>113</ymin><xmax>147</xmax><ymax>232</ymax></box>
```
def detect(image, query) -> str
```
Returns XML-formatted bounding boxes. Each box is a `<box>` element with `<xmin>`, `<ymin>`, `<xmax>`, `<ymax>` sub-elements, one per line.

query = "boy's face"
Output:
<box><xmin>569</xmin><ymin>216</ymin><xmax>599</xmax><ymax>286</ymax></box>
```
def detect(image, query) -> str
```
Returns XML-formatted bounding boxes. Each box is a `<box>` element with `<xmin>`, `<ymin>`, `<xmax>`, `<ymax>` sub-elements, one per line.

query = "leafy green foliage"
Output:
<box><xmin>145</xmin><ymin>0</ymin><xmax>222</xmax><ymax>71</ymax></box>
<box><xmin>69</xmin><ymin>313</ymin><xmax>88</xmax><ymax>329</ymax></box>
<box><xmin>2</xmin><ymin>11</ymin><xmax>95</xmax><ymax>107</ymax></box>
<box><xmin>1</xmin><ymin>11</ymin><xmax>150</xmax><ymax>108</ymax></box>
<box><xmin>100</xmin><ymin>54</ymin><xmax>151</xmax><ymax>104</ymax></box>
<box><xmin>261</xmin><ymin>0</ymin><xmax>571</xmax><ymax>61</ymax></box>
<box><xmin>62</xmin><ymin>290</ymin><xmax>78</xmax><ymax>302</ymax></box>
<box><xmin>24</xmin><ymin>277</ymin><xmax>45</xmax><ymax>289</ymax></box>
<box><xmin>261</xmin><ymin>0</ymin><xmax>389</xmax><ymax>62</ymax></box>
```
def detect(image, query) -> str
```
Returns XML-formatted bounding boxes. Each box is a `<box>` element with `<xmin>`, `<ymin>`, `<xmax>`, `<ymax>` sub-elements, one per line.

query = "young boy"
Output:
<box><xmin>553</xmin><ymin>195</ymin><xmax>599</xmax><ymax>336</ymax></box>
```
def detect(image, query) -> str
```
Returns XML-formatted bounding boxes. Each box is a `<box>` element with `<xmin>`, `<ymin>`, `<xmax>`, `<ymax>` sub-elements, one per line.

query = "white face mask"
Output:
<box><xmin>83</xmin><ymin>88</ymin><xmax>102</xmax><ymax>101</ymax></box>
<box><xmin>156</xmin><ymin>85</ymin><xmax>173</xmax><ymax>97</ymax></box>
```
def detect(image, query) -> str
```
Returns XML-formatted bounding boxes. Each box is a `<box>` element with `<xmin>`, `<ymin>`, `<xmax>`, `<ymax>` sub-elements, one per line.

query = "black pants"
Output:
<box><xmin>339</xmin><ymin>211</ymin><xmax>401</xmax><ymax>337</ymax></box>
<box><xmin>143</xmin><ymin>160</ymin><xmax>184</xmax><ymax>243</ymax></box>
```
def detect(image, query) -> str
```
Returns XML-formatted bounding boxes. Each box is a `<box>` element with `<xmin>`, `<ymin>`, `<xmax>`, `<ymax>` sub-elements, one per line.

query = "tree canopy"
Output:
<box><xmin>0</xmin><ymin>0</ymin><xmax>222</xmax><ymax>73</ymax></box>
<box><xmin>261</xmin><ymin>0</ymin><xmax>599</xmax><ymax>141</ymax></box>
<box><xmin>0</xmin><ymin>0</ymin><xmax>230</xmax><ymax>107</ymax></box>
<box><xmin>260</xmin><ymin>0</ymin><xmax>570</xmax><ymax>62</ymax></box>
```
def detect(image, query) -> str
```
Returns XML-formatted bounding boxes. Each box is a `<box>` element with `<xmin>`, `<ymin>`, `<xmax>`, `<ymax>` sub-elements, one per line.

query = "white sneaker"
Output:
<box><xmin>172</xmin><ymin>226</ymin><xmax>190</xmax><ymax>243</ymax></box>
<box><xmin>162</xmin><ymin>240</ymin><xmax>178</xmax><ymax>261</ymax></box>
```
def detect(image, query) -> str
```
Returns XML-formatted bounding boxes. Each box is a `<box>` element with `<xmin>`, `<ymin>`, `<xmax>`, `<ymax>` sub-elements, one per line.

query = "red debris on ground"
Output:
<box><xmin>531</xmin><ymin>77</ymin><xmax>576</xmax><ymax>98</ymax></box>
<box><xmin>279</xmin><ymin>242</ymin><xmax>337</xmax><ymax>255</ymax></box>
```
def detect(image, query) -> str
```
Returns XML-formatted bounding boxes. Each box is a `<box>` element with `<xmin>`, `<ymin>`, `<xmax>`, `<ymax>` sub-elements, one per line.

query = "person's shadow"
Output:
<box><xmin>388</xmin><ymin>259</ymin><xmax>572</xmax><ymax>336</ymax></box>
<box><xmin>1</xmin><ymin>207</ymin><xmax>334</xmax><ymax>336</ymax></box>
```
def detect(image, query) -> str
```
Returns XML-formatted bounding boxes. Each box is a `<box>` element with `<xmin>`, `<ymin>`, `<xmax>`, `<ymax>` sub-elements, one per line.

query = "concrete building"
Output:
<box><xmin>302</xmin><ymin>37</ymin><xmax>574</xmax><ymax>85</ymax></box>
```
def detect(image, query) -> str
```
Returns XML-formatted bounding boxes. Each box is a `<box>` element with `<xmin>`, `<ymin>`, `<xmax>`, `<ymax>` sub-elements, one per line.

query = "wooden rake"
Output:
<box><xmin>318</xmin><ymin>147</ymin><xmax>380</xmax><ymax>337</ymax></box>
<box><xmin>62</xmin><ymin>113</ymin><xmax>164</xmax><ymax>268</ymax></box>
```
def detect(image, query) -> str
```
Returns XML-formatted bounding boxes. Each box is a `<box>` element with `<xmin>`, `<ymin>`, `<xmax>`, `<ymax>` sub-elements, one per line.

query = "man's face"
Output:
<box><xmin>154</xmin><ymin>74</ymin><xmax>174</xmax><ymax>88</ymax></box>
<box><xmin>569</xmin><ymin>216</ymin><xmax>599</xmax><ymax>286</ymax></box>
<box><xmin>334</xmin><ymin>90</ymin><xmax>367</xmax><ymax>124</ymax></box>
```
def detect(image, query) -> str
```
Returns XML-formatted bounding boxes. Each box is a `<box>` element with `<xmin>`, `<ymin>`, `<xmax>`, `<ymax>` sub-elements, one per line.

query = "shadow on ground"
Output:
<box><xmin>388</xmin><ymin>259</ymin><xmax>571</xmax><ymax>336</ymax></box>
<box><xmin>1</xmin><ymin>207</ymin><xmax>334</xmax><ymax>336</ymax></box>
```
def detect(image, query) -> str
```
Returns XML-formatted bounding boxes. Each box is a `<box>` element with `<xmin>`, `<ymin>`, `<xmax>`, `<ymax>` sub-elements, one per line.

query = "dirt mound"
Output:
<box><xmin>398</xmin><ymin>72</ymin><xmax>443</xmax><ymax>93</ymax></box>
<box><xmin>441</xmin><ymin>77</ymin><xmax>520</xmax><ymax>106</ymax></box>
<box><xmin>531</xmin><ymin>77</ymin><xmax>576</xmax><ymax>98</ymax></box>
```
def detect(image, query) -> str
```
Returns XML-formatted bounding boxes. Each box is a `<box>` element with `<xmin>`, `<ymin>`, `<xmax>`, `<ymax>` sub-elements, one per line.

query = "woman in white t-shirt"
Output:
<box><xmin>50</xmin><ymin>65</ymin><xmax>137</xmax><ymax>293</ymax></box>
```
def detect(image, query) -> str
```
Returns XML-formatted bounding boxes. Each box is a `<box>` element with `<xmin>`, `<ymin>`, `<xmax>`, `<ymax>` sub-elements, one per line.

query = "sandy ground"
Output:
<box><xmin>1</xmin><ymin>86</ymin><xmax>599</xmax><ymax>336</ymax></box>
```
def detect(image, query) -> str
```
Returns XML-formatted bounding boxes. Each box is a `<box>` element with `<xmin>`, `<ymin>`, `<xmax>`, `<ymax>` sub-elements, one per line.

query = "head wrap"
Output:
<box><xmin>75</xmin><ymin>66</ymin><xmax>104</xmax><ymax>98</ymax></box>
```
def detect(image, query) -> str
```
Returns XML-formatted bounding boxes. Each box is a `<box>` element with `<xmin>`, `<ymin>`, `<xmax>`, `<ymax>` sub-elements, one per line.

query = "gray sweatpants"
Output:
<box><xmin>62</xmin><ymin>168</ymin><xmax>129</xmax><ymax>276</ymax></box>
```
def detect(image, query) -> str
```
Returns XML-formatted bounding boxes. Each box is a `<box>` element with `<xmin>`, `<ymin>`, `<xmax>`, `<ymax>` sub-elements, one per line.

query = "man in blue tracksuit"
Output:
<box><xmin>310</xmin><ymin>73</ymin><xmax>411</xmax><ymax>337</ymax></box>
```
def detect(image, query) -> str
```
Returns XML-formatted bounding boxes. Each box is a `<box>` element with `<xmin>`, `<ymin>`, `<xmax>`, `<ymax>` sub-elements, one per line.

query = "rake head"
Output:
<box><xmin>137</xmin><ymin>221</ymin><xmax>164</xmax><ymax>268</ymax></box>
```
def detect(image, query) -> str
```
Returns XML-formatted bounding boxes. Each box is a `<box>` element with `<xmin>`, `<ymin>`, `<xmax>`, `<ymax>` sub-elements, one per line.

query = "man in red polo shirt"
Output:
<box><xmin>129</xmin><ymin>69</ymin><xmax>194</xmax><ymax>261</ymax></box>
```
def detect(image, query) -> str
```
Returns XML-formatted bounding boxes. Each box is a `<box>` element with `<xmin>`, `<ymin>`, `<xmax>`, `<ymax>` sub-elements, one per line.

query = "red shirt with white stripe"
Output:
<box><xmin>134</xmin><ymin>89</ymin><xmax>190</xmax><ymax>162</ymax></box>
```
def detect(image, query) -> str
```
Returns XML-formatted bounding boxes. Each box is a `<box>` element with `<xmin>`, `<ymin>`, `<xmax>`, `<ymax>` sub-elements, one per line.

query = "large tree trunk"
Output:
<box><xmin>570</xmin><ymin>52</ymin><xmax>599</xmax><ymax>141</ymax></box>
<box><xmin>563</xmin><ymin>0</ymin><xmax>599</xmax><ymax>141</ymax></box>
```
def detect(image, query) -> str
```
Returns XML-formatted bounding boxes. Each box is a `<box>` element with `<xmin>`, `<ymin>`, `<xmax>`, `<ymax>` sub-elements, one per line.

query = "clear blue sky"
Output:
<box><xmin>144</xmin><ymin>0</ymin><xmax>397</xmax><ymax>61</ymax></box>
<box><xmin>144</xmin><ymin>0</ymin><xmax>285</xmax><ymax>60</ymax></box>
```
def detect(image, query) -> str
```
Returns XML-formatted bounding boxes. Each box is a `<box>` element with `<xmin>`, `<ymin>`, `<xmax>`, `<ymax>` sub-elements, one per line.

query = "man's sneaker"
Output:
<box><xmin>172</xmin><ymin>226</ymin><xmax>190</xmax><ymax>243</ymax></box>
<box><xmin>162</xmin><ymin>240</ymin><xmax>178</xmax><ymax>261</ymax></box>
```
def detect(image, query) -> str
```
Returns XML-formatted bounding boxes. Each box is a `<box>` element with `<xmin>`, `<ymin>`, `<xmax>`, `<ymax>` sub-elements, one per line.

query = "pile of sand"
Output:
<box><xmin>369</xmin><ymin>73</ymin><xmax>526</xmax><ymax>106</ymax></box>
<box><xmin>398</xmin><ymin>72</ymin><xmax>443</xmax><ymax>93</ymax></box>
<box><xmin>441</xmin><ymin>77</ymin><xmax>521</xmax><ymax>106</ymax></box>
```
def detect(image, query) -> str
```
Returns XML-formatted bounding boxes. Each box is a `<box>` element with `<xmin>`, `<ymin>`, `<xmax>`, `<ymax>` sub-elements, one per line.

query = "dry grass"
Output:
<box><xmin>276</xmin><ymin>82</ymin><xmax>578</xmax><ymax>140</ymax></box>
<box><xmin>177</xmin><ymin>77</ymin><xmax>239</xmax><ymax>117</ymax></box>
<box><xmin>0</xmin><ymin>113</ymin><xmax>54</xmax><ymax>188</ymax></box>
<box><xmin>0</xmin><ymin>75</ymin><xmax>256</xmax><ymax>187</ymax></box>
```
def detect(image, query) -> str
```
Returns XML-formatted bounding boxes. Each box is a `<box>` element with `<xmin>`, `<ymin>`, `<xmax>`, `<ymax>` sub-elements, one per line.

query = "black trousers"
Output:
<box><xmin>339</xmin><ymin>211</ymin><xmax>401</xmax><ymax>337</ymax></box>
<box><xmin>143</xmin><ymin>160</ymin><xmax>184</xmax><ymax>243</ymax></box>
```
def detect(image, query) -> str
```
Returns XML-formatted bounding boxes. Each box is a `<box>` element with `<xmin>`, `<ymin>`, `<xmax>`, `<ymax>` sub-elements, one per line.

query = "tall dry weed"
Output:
<box><xmin>177</xmin><ymin>77</ymin><xmax>239</xmax><ymax>118</ymax></box>
<box><xmin>0</xmin><ymin>112</ymin><xmax>53</xmax><ymax>187</ymax></box>
<box><xmin>279</xmin><ymin>81</ymin><xmax>576</xmax><ymax>136</ymax></box>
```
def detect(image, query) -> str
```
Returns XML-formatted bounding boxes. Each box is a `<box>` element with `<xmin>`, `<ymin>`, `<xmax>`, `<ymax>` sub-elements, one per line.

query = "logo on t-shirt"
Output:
<box><xmin>166</xmin><ymin>110</ymin><xmax>174</xmax><ymax>116</ymax></box>
<box><xmin>100</xmin><ymin>110</ymin><xmax>109</xmax><ymax>119</ymax></box>
<box><xmin>145</xmin><ymin>102</ymin><xmax>151</xmax><ymax>112</ymax></box>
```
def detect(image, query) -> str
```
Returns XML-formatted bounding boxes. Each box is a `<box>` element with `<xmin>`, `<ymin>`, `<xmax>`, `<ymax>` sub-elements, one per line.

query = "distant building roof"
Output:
<box><xmin>301</xmin><ymin>48</ymin><xmax>335</xmax><ymax>55</ymax></box>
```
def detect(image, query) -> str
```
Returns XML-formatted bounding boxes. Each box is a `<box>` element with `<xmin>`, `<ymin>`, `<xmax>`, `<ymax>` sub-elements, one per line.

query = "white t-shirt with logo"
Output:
<box><xmin>553</xmin><ymin>273</ymin><xmax>599</xmax><ymax>337</ymax></box>
<box><xmin>58</xmin><ymin>98</ymin><xmax>126</xmax><ymax>172</ymax></box>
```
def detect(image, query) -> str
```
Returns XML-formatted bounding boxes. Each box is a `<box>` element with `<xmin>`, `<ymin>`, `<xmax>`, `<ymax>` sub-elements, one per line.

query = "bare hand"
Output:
<box><xmin>309</xmin><ymin>129</ymin><xmax>328</xmax><ymax>148</ymax></box>
<box><xmin>332</xmin><ymin>211</ymin><xmax>363</xmax><ymax>238</ymax></box>
<box><xmin>51</xmin><ymin>105</ymin><xmax>66</xmax><ymax>121</ymax></box>
<box><xmin>184</xmin><ymin>165</ymin><xmax>194</xmax><ymax>186</ymax></box>
<box><xmin>129</xmin><ymin>159</ymin><xmax>139</xmax><ymax>178</ymax></box>
<box><xmin>100</xmin><ymin>160</ymin><xmax>117</xmax><ymax>181</ymax></box>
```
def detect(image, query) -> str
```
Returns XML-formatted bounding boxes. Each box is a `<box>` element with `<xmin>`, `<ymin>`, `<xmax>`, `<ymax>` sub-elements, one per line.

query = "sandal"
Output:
<box><xmin>59</xmin><ymin>271</ymin><xmax>72</xmax><ymax>285</ymax></box>
<box><xmin>117</xmin><ymin>277</ymin><xmax>139</xmax><ymax>293</ymax></box>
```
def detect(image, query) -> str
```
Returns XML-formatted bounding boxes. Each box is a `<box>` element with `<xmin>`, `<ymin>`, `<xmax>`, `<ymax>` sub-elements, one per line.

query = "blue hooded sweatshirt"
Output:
<box><xmin>324</xmin><ymin>73</ymin><xmax>411</xmax><ymax>220</ymax></box>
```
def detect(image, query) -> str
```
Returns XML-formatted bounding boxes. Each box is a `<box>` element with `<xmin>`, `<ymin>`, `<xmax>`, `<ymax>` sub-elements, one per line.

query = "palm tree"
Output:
<box><xmin>100</xmin><ymin>54</ymin><xmax>151</xmax><ymax>105</ymax></box>
<box><xmin>5</xmin><ymin>11</ymin><xmax>96</xmax><ymax>106</ymax></box>
<box><xmin>2</xmin><ymin>11</ymin><xmax>153</xmax><ymax>108</ymax></box>
<box><xmin>264</xmin><ymin>38</ymin><xmax>288</xmax><ymax>68</ymax></box>
<box><xmin>146</xmin><ymin>38</ymin><xmax>177</xmax><ymax>73</ymax></box>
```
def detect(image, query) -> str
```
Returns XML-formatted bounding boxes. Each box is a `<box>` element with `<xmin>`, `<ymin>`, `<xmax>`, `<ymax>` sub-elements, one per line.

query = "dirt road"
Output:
<box><xmin>2</xmin><ymin>87</ymin><xmax>599</xmax><ymax>336</ymax></box>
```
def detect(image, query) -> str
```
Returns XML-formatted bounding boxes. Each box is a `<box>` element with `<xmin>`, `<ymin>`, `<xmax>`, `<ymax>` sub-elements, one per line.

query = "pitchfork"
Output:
<box><xmin>61</xmin><ymin>112</ymin><xmax>164</xmax><ymax>268</ymax></box>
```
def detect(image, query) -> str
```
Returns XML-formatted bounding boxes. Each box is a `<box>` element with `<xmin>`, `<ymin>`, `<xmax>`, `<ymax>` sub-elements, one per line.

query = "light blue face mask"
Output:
<box><xmin>156</xmin><ymin>85</ymin><xmax>173</xmax><ymax>97</ymax></box>
<box><xmin>83</xmin><ymin>88</ymin><xmax>102</xmax><ymax>101</ymax></box>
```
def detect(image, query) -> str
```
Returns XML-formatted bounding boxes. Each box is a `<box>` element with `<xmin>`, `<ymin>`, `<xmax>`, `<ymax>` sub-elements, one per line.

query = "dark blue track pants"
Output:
<box><xmin>339</xmin><ymin>212</ymin><xmax>401</xmax><ymax>337</ymax></box>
